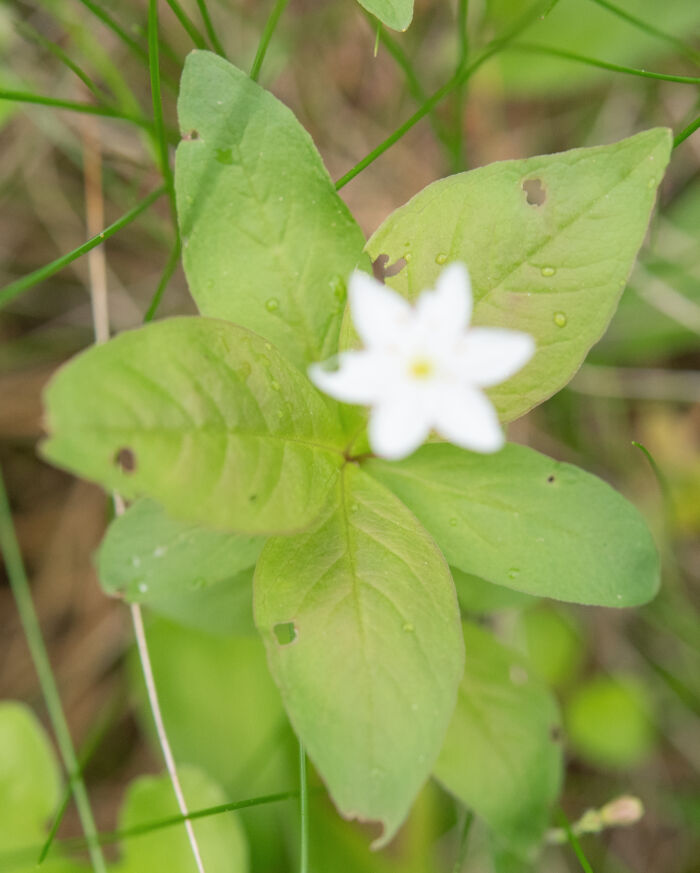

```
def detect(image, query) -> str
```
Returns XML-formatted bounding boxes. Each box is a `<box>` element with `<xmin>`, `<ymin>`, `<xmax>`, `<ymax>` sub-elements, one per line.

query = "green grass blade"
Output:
<box><xmin>511</xmin><ymin>43</ymin><xmax>700</xmax><ymax>85</ymax></box>
<box><xmin>15</xmin><ymin>22</ymin><xmax>108</xmax><ymax>103</ymax></box>
<box><xmin>75</xmin><ymin>0</ymin><xmax>149</xmax><ymax>63</ymax></box>
<box><xmin>144</xmin><ymin>236</ymin><xmax>182</xmax><ymax>321</ymax></box>
<box><xmin>299</xmin><ymin>743</ymin><xmax>309</xmax><ymax>873</ymax></box>
<box><xmin>0</xmin><ymin>185</ymin><xmax>166</xmax><ymax>309</ymax></box>
<box><xmin>196</xmin><ymin>0</ymin><xmax>226</xmax><ymax>56</ymax></box>
<box><xmin>334</xmin><ymin>0</ymin><xmax>560</xmax><ymax>189</ymax></box>
<box><xmin>164</xmin><ymin>0</ymin><xmax>208</xmax><ymax>48</ymax></box>
<box><xmin>0</xmin><ymin>469</ymin><xmax>108</xmax><ymax>873</ymax></box>
<box><xmin>250</xmin><ymin>0</ymin><xmax>290</xmax><ymax>82</ymax></box>
<box><xmin>556</xmin><ymin>808</ymin><xmax>595</xmax><ymax>873</ymax></box>
<box><xmin>0</xmin><ymin>89</ymin><xmax>152</xmax><ymax>126</ymax></box>
<box><xmin>587</xmin><ymin>0</ymin><xmax>700</xmax><ymax>66</ymax></box>
<box><xmin>674</xmin><ymin>113</ymin><xmax>700</xmax><ymax>147</ymax></box>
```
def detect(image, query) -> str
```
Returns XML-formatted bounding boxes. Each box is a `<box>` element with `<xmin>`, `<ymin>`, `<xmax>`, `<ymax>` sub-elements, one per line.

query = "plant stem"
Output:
<box><xmin>587</xmin><ymin>0</ymin><xmax>700</xmax><ymax>67</ymax></box>
<box><xmin>674</xmin><ymin>113</ymin><xmax>700</xmax><ymax>147</ymax></box>
<box><xmin>0</xmin><ymin>89</ymin><xmax>152</xmax><ymax>127</ymax></box>
<box><xmin>144</xmin><ymin>236</ymin><xmax>182</xmax><ymax>321</ymax></box>
<box><xmin>335</xmin><ymin>0</ymin><xmax>558</xmax><ymax>189</ymax></box>
<box><xmin>196</xmin><ymin>0</ymin><xmax>226</xmax><ymax>56</ymax></box>
<box><xmin>0</xmin><ymin>470</ymin><xmax>107</xmax><ymax>873</ymax></box>
<box><xmin>164</xmin><ymin>0</ymin><xmax>208</xmax><ymax>48</ymax></box>
<box><xmin>511</xmin><ymin>43</ymin><xmax>700</xmax><ymax>85</ymax></box>
<box><xmin>556</xmin><ymin>808</ymin><xmax>595</xmax><ymax>873</ymax></box>
<box><xmin>0</xmin><ymin>185</ymin><xmax>166</xmax><ymax>310</ymax></box>
<box><xmin>299</xmin><ymin>743</ymin><xmax>309</xmax><ymax>873</ymax></box>
<box><xmin>250</xmin><ymin>0</ymin><xmax>291</xmax><ymax>82</ymax></box>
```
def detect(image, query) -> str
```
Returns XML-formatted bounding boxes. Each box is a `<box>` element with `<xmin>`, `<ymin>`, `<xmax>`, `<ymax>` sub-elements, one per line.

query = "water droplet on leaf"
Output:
<box><xmin>403</xmin><ymin>623</ymin><xmax>415</xmax><ymax>632</ymax></box>
<box><xmin>541</xmin><ymin>266</ymin><xmax>556</xmax><ymax>277</ymax></box>
<box><xmin>436</xmin><ymin>253</ymin><xmax>448</xmax><ymax>265</ymax></box>
<box><xmin>553</xmin><ymin>311</ymin><xmax>567</xmax><ymax>327</ymax></box>
<box><xmin>449</xmin><ymin>517</ymin><xmax>458</xmax><ymax>527</ymax></box>
<box><xmin>265</xmin><ymin>298</ymin><xmax>279</xmax><ymax>312</ymax></box>
<box><xmin>215</xmin><ymin>148</ymin><xmax>234</xmax><ymax>165</ymax></box>
<box><xmin>507</xmin><ymin>568</ymin><xmax>520</xmax><ymax>580</ymax></box>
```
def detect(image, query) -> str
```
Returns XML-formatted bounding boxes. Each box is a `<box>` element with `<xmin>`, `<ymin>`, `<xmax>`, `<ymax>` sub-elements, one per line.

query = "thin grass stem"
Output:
<box><xmin>164</xmin><ymin>0</ymin><xmax>208</xmax><ymax>49</ymax></box>
<box><xmin>0</xmin><ymin>89</ymin><xmax>152</xmax><ymax>127</ymax></box>
<box><xmin>511</xmin><ymin>43</ymin><xmax>700</xmax><ymax>85</ymax></box>
<box><xmin>0</xmin><ymin>470</ymin><xmax>107</xmax><ymax>873</ymax></box>
<box><xmin>250</xmin><ymin>0</ymin><xmax>290</xmax><ymax>82</ymax></box>
<box><xmin>0</xmin><ymin>185</ymin><xmax>166</xmax><ymax>309</ymax></box>
<box><xmin>15</xmin><ymin>22</ymin><xmax>108</xmax><ymax>103</ymax></box>
<box><xmin>587</xmin><ymin>0</ymin><xmax>700</xmax><ymax>67</ymax></box>
<box><xmin>674</xmin><ymin>113</ymin><xmax>700</xmax><ymax>147</ymax></box>
<box><xmin>335</xmin><ymin>0</ymin><xmax>559</xmax><ymax>189</ymax></box>
<box><xmin>144</xmin><ymin>236</ymin><xmax>182</xmax><ymax>321</ymax></box>
<box><xmin>556</xmin><ymin>808</ymin><xmax>595</xmax><ymax>873</ymax></box>
<box><xmin>74</xmin><ymin>0</ymin><xmax>149</xmax><ymax>64</ymax></box>
<box><xmin>148</xmin><ymin>0</ymin><xmax>177</xmax><ymax>224</ymax></box>
<box><xmin>196</xmin><ymin>0</ymin><xmax>226</xmax><ymax>56</ymax></box>
<box><xmin>299</xmin><ymin>743</ymin><xmax>309</xmax><ymax>873</ymax></box>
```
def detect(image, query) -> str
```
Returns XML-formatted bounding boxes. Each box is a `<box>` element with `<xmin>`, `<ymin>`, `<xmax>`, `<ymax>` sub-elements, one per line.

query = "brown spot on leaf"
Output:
<box><xmin>114</xmin><ymin>447</ymin><xmax>136</xmax><ymax>473</ymax></box>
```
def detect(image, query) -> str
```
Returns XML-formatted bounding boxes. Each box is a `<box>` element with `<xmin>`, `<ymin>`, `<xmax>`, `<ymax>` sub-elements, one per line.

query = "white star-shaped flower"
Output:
<box><xmin>309</xmin><ymin>262</ymin><xmax>535</xmax><ymax>460</ymax></box>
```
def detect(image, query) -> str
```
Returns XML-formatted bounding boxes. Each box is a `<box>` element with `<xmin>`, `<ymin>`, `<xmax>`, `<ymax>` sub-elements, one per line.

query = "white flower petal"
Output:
<box><xmin>348</xmin><ymin>270</ymin><xmax>411</xmax><ymax>348</ymax></box>
<box><xmin>309</xmin><ymin>351</ymin><xmax>396</xmax><ymax>405</ymax></box>
<box><xmin>415</xmin><ymin>261</ymin><xmax>473</xmax><ymax>340</ymax></box>
<box><xmin>432</xmin><ymin>384</ymin><xmax>504</xmax><ymax>453</ymax></box>
<box><xmin>368</xmin><ymin>394</ymin><xmax>432</xmax><ymax>460</ymax></box>
<box><xmin>455</xmin><ymin>328</ymin><xmax>535</xmax><ymax>387</ymax></box>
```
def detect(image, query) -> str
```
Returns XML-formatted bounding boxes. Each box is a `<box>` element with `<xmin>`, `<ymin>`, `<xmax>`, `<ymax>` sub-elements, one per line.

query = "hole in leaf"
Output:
<box><xmin>183</xmin><ymin>129</ymin><xmax>199</xmax><ymax>141</ymax></box>
<box><xmin>273</xmin><ymin>621</ymin><xmax>297</xmax><ymax>645</ymax></box>
<box><xmin>522</xmin><ymin>178</ymin><xmax>546</xmax><ymax>206</ymax></box>
<box><xmin>547</xmin><ymin>474</ymin><xmax>555</xmax><ymax>483</ymax></box>
<box><xmin>114</xmin><ymin>447</ymin><xmax>137</xmax><ymax>473</ymax></box>
<box><xmin>372</xmin><ymin>254</ymin><xmax>407</xmax><ymax>283</ymax></box>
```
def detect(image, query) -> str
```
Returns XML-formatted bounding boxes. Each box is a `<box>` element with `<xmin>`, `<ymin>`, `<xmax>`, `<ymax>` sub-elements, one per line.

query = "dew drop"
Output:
<box><xmin>330</xmin><ymin>276</ymin><xmax>346</xmax><ymax>302</ymax></box>
<box><xmin>153</xmin><ymin>546</ymin><xmax>166</xmax><ymax>558</ymax></box>
<box><xmin>507</xmin><ymin>568</ymin><xmax>520</xmax><ymax>580</ymax></box>
<box><xmin>189</xmin><ymin>577</ymin><xmax>206</xmax><ymax>590</ymax></box>
<box><xmin>350</xmin><ymin>503</ymin><xmax>359</xmax><ymax>512</ymax></box>
<box><xmin>270</xmin><ymin>380</ymin><xmax>280</xmax><ymax>391</ymax></box>
<box><xmin>553</xmin><ymin>311</ymin><xmax>567</xmax><ymax>327</ymax></box>
<box><xmin>403</xmin><ymin>622</ymin><xmax>415</xmax><ymax>632</ymax></box>
<box><xmin>541</xmin><ymin>266</ymin><xmax>556</xmax><ymax>277</ymax></box>
<box><xmin>449</xmin><ymin>517</ymin><xmax>458</xmax><ymax>526</ymax></box>
<box><xmin>404</xmin><ymin>252</ymin><xmax>412</xmax><ymax>262</ymax></box>
<box><xmin>435</xmin><ymin>253</ymin><xmax>448</xmax><ymax>265</ymax></box>
<box><xmin>265</xmin><ymin>297</ymin><xmax>280</xmax><ymax>312</ymax></box>
<box><xmin>137</xmin><ymin>582</ymin><xmax>148</xmax><ymax>594</ymax></box>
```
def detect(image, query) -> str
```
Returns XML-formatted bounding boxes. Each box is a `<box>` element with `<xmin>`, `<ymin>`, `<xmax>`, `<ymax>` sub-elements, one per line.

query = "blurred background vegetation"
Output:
<box><xmin>0</xmin><ymin>0</ymin><xmax>699</xmax><ymax>871</ymax></box>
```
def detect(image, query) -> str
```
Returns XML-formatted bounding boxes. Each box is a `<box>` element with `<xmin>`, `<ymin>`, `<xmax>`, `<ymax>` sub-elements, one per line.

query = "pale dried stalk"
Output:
<box><xmin>81</xmin><ymin>116</ymin><xmax>206</xmax><ymax>873</ymax></box>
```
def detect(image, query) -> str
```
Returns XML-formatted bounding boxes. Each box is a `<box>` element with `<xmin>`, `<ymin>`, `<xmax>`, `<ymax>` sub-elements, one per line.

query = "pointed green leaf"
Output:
<box><xmin>98</xmin><ymin>499</ymin><xmax>261</xmax><ymax>635</ymax></box>
<box><xmin>366</xmin><ymin>129</ymin><xmax>672</xmax><ymax>421</ymax></box>
<box><xmin>116</xmin><ymin>768</ymin><xmax>248</xmax><ymax>873</ymax></box>
<box><xmin>254</xmin><ymin>464</ymin><xmax>463</xmax><ymax>847</ymax></box>
<box><xmin>365</xmin><ymin>443</ymin><xmax>660</xmax><ymax>606</ymax></box>
<box><xmin>358</xmin><ymin>0</ymin><xmax>413</xmax><ymax>31</ymax></box>
<box><xmin>176</xmin><ymin>51</ymin><xmax>369</xmax><ymax>370</ymax></box>
<box><xmin>434</xmin><ymin>623</ymin><xmax>562</xmax><ymax>852</ymax></box>
<box><xmin>42</xmin><ymin>318</ymin><xmax>346</xmax><ymax>535</ymax></box>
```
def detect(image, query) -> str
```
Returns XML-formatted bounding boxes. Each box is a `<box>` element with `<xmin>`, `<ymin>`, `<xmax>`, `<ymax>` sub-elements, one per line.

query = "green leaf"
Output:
<box><xmin>366</xmin><ymin>128</ymin><xmax>672</xmax><ymax>421</ymax></box>
<box><xmin>98</xmin><ymin>498</ymin><xmax>262</xmax><ymax>635</ymax></box>
<box><xmin>116</xmin><ymin>767</ymin><xmax>248</xmax><ymax>873</ymax></box>
<box><xmin>0</xmin><ymin>702</ymin><xmax>60</xmax><ymax>853</ymax></box>
<box><xmin>433</xmin><ymin>623</ymin><xmax>562</xmax><ymax>852</ymax></box>
<box><xmin>42</xmin><ymin>318</ymin><xmax>346</xmax><ymax>535</ymax></box>
<box><xmin>365</xmin><ymin>443</ymin><xmax>660</xmax><ymax>607</ymax></box>
<box><xmin>565</xmin><ymin>674</ymin><xmax>656</xmax><ymax>770</ymax></box>
<box><xmin>452</xmin><ymin>567</ymin><xmax>537</xmax><ymax>614</ymax></box>
<box><xmin>175</xmin><ymin>51</ymin><xmax>369</xmax><ymax>370</ymax></box>
<box><xmin>254</xmin><ymin>464</ymin><xmax>463</xmax><ymax>847</ymax></box>
<box><xmin>357</xmin><ymin>0</ymin><xmax>414</xmax><ymax>31</ymax></box>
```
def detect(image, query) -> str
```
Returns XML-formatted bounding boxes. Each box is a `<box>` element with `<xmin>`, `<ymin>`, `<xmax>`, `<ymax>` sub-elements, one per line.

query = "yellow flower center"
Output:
<box><xmin>409</xmin><ymin>358</ymin><xmax>434</xmax><ymax>379</ymax></box>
